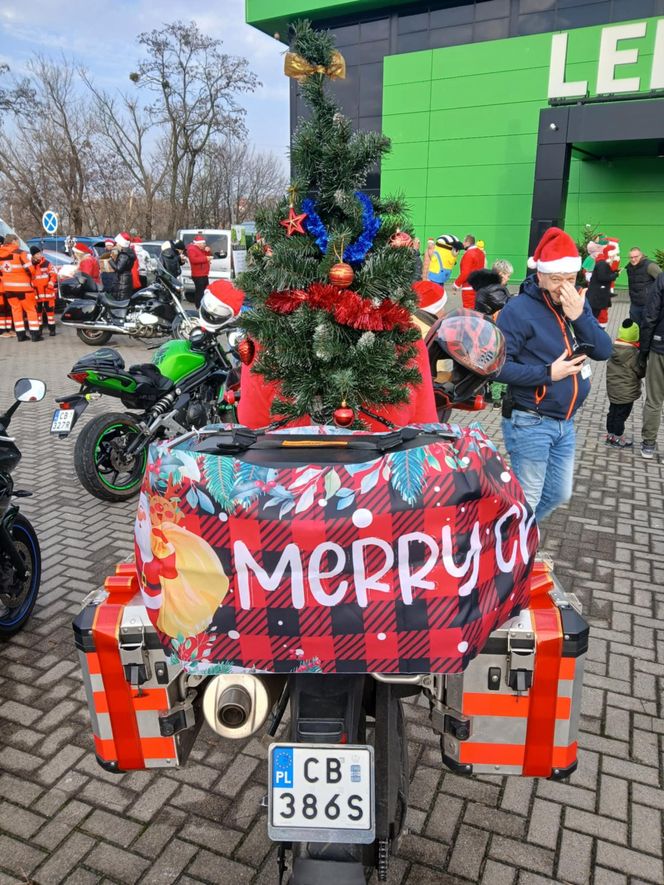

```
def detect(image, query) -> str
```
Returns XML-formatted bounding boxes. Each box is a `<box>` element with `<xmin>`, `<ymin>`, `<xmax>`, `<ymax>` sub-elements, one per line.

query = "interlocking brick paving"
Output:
<box><xmin>0</xmin><ymin>296</ymin><xmax>662</xmax><ymax>884</ymax></box>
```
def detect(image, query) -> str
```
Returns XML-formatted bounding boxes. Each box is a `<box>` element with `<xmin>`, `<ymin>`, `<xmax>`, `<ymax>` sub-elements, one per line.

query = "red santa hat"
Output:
<box><xmin>104</xmin><ymin>238</ymin><xmax>115</xmax><ymax>249</ymax></box>
<box><xmin>73</xmin><ymin>242</ymin><xmax>94</xmax><ymax>256</ymax></box>
<box><xmin>527</xmin><ymin>227</ymin><xmax>581</xmax><ymax>274</ymax></box>
<box><xmin>412</xmin><ymin>280</ymin><xmax>448</xmax><ymax>315</ymax></box>
<box><xmin>115</xmin><ymin>232</ymin><xmax>132</xmax><ymax>248</ymax></box>
<box><xmin>204</xmin><ymin>279</ymin><xmax>245</xmax><ymax>318</ymax></box>
<box><xmin>192</xmin><ymin>233</ymin><xmax>206</xmax><ymax>244</ymax></box>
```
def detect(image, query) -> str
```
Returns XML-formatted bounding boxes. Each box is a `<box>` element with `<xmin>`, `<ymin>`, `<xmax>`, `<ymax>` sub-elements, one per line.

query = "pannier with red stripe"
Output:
<box><xmin>73</xmin><ymin>563</ymin><xmax>202</xmax><ymax>773</ymax></box>
<box><xmin>434</xmin><ymin>560</ymin><xmax>588</xmax><ymax>779</ymax></box>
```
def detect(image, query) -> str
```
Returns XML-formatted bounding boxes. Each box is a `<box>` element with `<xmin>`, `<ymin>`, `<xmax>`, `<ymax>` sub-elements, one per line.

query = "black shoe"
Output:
<box><xmin>49</xmin><ymin>325</ymin><xmax>56</xmax><ymax>336</ymax></box>
<box><xmin>16</xmin><ymin>331</ymin><xmax>28</xmax><ymax>342</ymax></box>
<box><xmin>30</xmin><ymin>331</ymin><xmax>43</xmax><ymax>342</ymax></box>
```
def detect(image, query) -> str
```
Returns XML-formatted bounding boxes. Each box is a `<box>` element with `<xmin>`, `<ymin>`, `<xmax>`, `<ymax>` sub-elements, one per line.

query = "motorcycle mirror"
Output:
<box><xmin>14</xmin><ymin>379</ymin><xmax>47</xmax><ymax>403</ymax></box>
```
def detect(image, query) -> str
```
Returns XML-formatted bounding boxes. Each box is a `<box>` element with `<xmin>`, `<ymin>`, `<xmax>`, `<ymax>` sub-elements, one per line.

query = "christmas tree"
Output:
<box><xmin>238</xmin><ymin>20</ymin><xmax>423</xmax><ymax>427</ymax></box>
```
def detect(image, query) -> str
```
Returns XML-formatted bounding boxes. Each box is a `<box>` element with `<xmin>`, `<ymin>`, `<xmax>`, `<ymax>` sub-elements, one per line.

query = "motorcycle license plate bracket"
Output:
<box><xmin>268</xmin><ymin>743</ymin><xmax>375</xmax><ymax>844</ymax></box>
<box><xmin>50</xmin><ymin>409</ymin><xmax>76</xmax><ymax>435</ymax></box>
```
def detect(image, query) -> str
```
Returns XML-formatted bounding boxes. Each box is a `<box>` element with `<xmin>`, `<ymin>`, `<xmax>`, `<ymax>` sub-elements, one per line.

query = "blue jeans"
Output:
<box><xmin>502</xmin><ymin>413</ymin><xmax>576</xmax><ymax>523</ymax></box>
<box><xmin>629</xmin><ymin>303</ymin><xmax>646</xmax><ymax>327</ymax></box>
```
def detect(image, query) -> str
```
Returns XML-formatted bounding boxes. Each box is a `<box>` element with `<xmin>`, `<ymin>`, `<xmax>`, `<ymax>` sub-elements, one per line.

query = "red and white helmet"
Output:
<box><xmin>199</xmin><ymin>280</ymin><xmax>245</xmax><ymax>331</ymax></box>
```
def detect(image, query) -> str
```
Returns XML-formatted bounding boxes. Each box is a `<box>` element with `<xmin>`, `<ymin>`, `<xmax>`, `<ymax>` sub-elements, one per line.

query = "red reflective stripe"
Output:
<box><xmin>92</xmin><ymin>604</ymin><xmax>145</xmax><ymax>770</ymax></box>
<box><xmin>522</xmin><ymin>593</ymin><xmax>562</xmax><ymax>777</ymax></box>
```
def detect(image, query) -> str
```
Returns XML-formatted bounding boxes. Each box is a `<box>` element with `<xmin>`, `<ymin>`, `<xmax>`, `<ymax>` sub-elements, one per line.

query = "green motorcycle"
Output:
<box><xmin>52</xmin><ymin>328</ymin><xmax>241</xmax><ymax>502</ymax></box>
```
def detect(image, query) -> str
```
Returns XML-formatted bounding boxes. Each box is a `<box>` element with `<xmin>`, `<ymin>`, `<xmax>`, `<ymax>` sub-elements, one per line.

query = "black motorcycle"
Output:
<box><xmin>0</xmin><ymin>379</ymin><xmax>45</xmax><ymax>638</ymax></box>
<box><xmin>60</xmin><ymin>266</ymin><xmax>196</xmax><ymax>347</ymax></box>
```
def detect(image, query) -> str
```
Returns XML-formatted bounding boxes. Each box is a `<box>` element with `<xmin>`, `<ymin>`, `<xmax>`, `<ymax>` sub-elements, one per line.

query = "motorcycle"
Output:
<box><xmin>0</xmin><ymin>379</ymin><xmax>46</xmax><ymax>638</ymax></box>
<box><xmin>59</xmin><ymin>266</ymin><xmax>196</xmax><ymax>346</ymax></box>
<box><xmin>52</xmin><ymin>325</ymin><xmax>242</xmax><ymax>502</ymax></box>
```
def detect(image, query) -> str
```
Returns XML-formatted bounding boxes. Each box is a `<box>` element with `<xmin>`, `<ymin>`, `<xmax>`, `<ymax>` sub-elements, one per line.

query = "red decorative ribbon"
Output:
<box><xmin>92</xmin><ymin>603</ymin><xmax>145</xmax><ymax>771</ymax></box>
<box><xmin>522</xmin><ymin>564</ymin><xmax>563</xmax><ymax>777</ymax></box>
<box><xmin>266</xmin><ymin>282</ymin><xmax>412</xmax><ymax>331</ymax></box>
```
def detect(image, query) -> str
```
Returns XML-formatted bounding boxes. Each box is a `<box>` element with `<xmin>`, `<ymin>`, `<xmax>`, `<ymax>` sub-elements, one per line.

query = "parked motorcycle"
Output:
<box><xmin>0</xmin><ymin>379</ymin><xmax>46</xmax><ymax>638</ymax></box>
<box><xmin>59</xmin><ymin>266</ymin><xmax>196</xmax><ymax>346</ymax></box>
<box><xmin>52</xmin><ymin>325</ymin><xmax>242</xmax><ymax>502</ymax></box>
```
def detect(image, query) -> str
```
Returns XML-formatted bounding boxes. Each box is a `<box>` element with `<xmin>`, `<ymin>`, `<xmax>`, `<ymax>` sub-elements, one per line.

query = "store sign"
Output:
<box><xmin>548</xmin><ymin>19</ymin><xmax>664</xmax><ymax>99</ymax></box>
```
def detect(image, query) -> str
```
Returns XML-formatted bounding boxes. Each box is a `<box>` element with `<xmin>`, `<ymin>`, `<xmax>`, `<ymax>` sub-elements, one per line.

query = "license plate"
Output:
<box><xmin>51</xmin><ymin>409</ymin><xmax>76</xmax><ymax>435</ymax></box>
<box><xmin>268</xmin><ymin>743</ymin><xmax>374</xmax><ymax>843</ymax></box>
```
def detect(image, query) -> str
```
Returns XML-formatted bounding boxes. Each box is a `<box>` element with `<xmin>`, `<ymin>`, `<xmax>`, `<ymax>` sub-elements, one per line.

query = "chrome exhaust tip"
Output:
<box><xmin>203</xmin><ymin>674</ymin><xmax>285</xmax><ymax>740</ymax></box>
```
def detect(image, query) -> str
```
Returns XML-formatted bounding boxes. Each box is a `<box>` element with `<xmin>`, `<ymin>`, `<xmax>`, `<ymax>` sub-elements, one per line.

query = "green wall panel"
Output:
<box><xmin>246</xmin><ymin>0</ymin><xmax>406</xmax><ymax>37</ymax></box>
<box><xmin>382</xmin><ymin>15</ymin><xmax>664</xmax><ymax>281</ymax></box>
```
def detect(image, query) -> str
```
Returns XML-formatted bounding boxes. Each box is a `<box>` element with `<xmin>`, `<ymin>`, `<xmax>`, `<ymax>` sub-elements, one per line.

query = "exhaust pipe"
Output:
<box><xmin>203</xmin><ymin>674</ymin><xmax>285</xmax><ymax>739</ymax></box>
<box><xmin>60</xmin><ymin>320</ymin><xmax>129</xmax><ymax>334</ymax></box>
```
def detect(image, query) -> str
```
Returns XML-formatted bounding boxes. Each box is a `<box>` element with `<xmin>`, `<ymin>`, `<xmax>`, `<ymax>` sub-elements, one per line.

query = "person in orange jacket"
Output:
<box><xmin>0</xmin><ymin>234</ymin><xmax>41</xmax><ymax>341</ymax></box>
<box><xmin>0</xmin><ymin>236</ymin><xmax>13</xmax><ymax>337</ymax></box>
<box><xmin>29</xmin><ymin>246</ymin><xmax>58</xmax><ymax>336</ymax></box>
<box><xmin>453</xmin><ymin>235</ymin><xmax>486</xmax><ymax>309</ymax></box>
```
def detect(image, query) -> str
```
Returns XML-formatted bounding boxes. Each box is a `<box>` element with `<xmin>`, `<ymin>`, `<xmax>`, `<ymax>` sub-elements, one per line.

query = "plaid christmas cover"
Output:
<box><xmin>134</xmin><ymin>424</ymin><xmax>538</xmax><ymax>675</ymax></box>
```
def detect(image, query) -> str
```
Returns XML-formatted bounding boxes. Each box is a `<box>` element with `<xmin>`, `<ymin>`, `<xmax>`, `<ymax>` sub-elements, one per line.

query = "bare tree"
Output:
<box><xmin>82</xmin><ymin>74</ymin><xmax>169</xmax><ymax>237</ymax></box>
<box><xmin>0</xmin><ymin>55</ymin><xmax>95</xmax><ymax>234</ymax></box>
<box><xmin>190</xmin><ymin>135</ymin><xmax>287</xmax><ymax>228</ymax></box>
<box><xmin>130</xmin><ymin>21</ymin><xmax>259</xmax><ymax>230</ymax></box>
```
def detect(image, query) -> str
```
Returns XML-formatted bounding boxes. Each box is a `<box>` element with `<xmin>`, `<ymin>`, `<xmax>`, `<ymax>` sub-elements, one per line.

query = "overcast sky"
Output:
<box><xmin>0</xmin><ymin>0</ymin><xmax>291</xmax><ymax>158</ymax></box>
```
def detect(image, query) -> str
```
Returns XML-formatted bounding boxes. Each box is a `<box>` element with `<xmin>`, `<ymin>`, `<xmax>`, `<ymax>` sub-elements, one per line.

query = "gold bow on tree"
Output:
<box><xmin>284</xmin><ymin>50</ymin><xmax>346</xmax><ymax>82</ymax></box>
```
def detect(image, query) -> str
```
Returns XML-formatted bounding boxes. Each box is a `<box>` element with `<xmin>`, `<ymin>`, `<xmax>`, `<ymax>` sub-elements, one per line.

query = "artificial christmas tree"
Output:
<box><xmin>237</xmin><ymin>20</ymin><xmax>435</xmax><ymax>430</ymax></box>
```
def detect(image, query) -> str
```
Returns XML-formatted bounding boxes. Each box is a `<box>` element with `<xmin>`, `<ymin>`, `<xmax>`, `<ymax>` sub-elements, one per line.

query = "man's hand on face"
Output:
<box><xmin>559</xmin><ymin>281</ymin><xmax>584</xmax><ymax>320</ymax></box>
<box><xmin>550</xmin><ymin>350</ymin><xmax>585</xmax><ymax>382</ymax></box>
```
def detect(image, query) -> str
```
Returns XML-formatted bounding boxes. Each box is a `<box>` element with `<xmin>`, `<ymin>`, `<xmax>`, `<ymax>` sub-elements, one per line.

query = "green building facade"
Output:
<box><xmin>247</xmin><ymin>1</ymin><xmax>664</xmax><ymax>282</ymax></box>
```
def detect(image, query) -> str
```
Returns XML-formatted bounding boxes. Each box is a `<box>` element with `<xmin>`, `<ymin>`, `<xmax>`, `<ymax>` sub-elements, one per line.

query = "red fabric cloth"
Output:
<box><xmin>454</xmin><ymin>246</ymin><xmax>485</xmax><ymax>288</ymax></box>
<box><xmin>79</xmin><ymin>256</ymin><xmax>101</xmax><ymax>284</ymax></box>
<box><xmin>186</xmin><ymin>243</ymin><xmax>211</xmax><ymax>278</ymax></box>
<box><xmin>237</xmin><ymin>337</ymin><xmax>437</xmax><ymax>430</ymax></box>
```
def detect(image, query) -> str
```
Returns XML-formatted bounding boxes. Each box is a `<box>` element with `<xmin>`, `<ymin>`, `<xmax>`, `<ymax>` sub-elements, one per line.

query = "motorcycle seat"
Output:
<box><xmin>100</xmin><ymin>292</ymin><xmax>131</xmax><ymax>310</ymax></box>
<box><xmin>128</xmin><ymin>363</ymin><xmax>174</xmax><ymax>393</ymax></box>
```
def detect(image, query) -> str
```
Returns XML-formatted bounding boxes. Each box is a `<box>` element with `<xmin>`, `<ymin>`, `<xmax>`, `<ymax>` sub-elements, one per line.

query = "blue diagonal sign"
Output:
<box><xmin>42</xmin><ymin>211</ymin><xmax>59</xmax><ymax>234</ymax></box>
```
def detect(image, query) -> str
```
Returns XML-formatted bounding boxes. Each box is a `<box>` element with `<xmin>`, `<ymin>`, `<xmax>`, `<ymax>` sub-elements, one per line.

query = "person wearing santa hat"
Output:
<box><xmin>110</xmin><ymin>232</ymin><xmax>137</xmax><ymax>298</ymax></box>
<box><xmin>453</xmin><ymin>235</ymin><xmax>486</xmax><ymax>309</ymax></box>
<box><xmin>72</xmin><ymin>242</ymin><xmax>101</xmax><ymax>285</ymax></box>
<box><xmin>495</xmin><ymin>227</ymin><xmax>612</xmax><ymax>523</ymax></box>
<box><xmin>186</xmin><ymin>233</ymin><xmax>212</xmax><ymax>308</ymax></box>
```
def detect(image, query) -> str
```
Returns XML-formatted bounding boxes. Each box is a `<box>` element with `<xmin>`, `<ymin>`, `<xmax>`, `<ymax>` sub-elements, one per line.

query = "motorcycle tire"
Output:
<box><xmin>288</xmin><ymin>700</ymin><xmax>408</xmax><ymax>885</ymax></box>
<box><xmin>74</xmin><ymin>412</ymin><xmax>147</xmax><ymax>502</ymax></box>
<box><xmin>0</xmin><ymin>514</ymin><xmax>41</xmax><ymax>638</ymax></box>
<box><xmin>77</xmin><ymin>328</ymin><xmax>113</xmax><ymax>346</ymax></box>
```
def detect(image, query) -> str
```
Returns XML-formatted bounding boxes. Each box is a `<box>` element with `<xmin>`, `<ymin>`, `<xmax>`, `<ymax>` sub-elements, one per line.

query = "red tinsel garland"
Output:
<box><xmin>265</xmin><ymin>282</ymin><xmax>412</xmax><ymax>332</ymax></box>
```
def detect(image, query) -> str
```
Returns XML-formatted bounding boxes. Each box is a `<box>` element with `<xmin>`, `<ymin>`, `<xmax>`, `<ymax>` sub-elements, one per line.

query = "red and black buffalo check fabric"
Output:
<box><xmin>136</xmin><ymin>424</ymin><xmax>539</xmax><ymax>674</ymax></box>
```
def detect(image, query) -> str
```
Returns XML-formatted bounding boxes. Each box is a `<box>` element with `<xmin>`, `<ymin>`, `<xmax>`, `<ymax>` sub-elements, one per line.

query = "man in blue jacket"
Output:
<box><xmin>496</xmin><ymin>227</ymin><xmax>612</xmax><ymax>522</ymax></box>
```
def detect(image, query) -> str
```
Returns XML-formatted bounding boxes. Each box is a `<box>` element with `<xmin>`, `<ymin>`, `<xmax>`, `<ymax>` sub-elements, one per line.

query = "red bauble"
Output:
<box><xmin>333</xmin><ymin>402</ymin><xmax>355</xmax><ymax>427</ymax></box>
<box><xmin>329</xmin><ymin>262</ymin><xmax>354</xmax><ymax>289</ymax></box>
<box><xmin>236</xmin><ymin>337</ymin><xmax>256</xmax><ymax>365</ymax></box>
<box><xmin>279</xmin><ymin>206</ymin><xmax>308</xmax><ymax>237</ymax></box>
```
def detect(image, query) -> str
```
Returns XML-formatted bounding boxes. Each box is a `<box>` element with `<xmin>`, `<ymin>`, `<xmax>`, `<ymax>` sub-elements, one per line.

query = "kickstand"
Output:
<box><xmin>277</xmin><ymin>844</ymin><xmax>288</xmax><ymax>885</ymax></box>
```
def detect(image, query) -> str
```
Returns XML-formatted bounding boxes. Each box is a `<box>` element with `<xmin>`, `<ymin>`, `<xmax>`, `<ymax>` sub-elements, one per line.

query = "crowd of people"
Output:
<box><xmin>0</xmin><ymin>229</ymin><xmax>218</xmax><ymax>341</ymax></box>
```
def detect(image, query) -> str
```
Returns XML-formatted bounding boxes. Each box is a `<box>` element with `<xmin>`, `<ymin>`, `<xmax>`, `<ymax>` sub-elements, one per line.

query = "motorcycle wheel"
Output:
<box><xmin>0</xmin><ymin>514</ymin><xmax>41</xmax><ymax>638</ymax></box>
<box><xmin>75</xmin><ymin>412</ymin><xmax>147</xmax><ymax>502</ymax></box>
<box><xmin>77</xmin><ymin>328</ymin><xmax>113</xmax><ymax>346</ymax></box>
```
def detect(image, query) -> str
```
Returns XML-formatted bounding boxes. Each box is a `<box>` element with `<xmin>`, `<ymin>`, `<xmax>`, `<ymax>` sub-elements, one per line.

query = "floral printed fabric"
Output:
<box><xmin>134</xmin><ymin>423</ymin><xmax>538</xmax><ymax>674</ymax></box>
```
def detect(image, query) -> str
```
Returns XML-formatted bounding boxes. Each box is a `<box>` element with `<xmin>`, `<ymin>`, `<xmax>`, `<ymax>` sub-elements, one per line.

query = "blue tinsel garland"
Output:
<box><xmin>302</xmin><ymin>191</ymin><xmax>381</xmax><ymax>263</ymax></box>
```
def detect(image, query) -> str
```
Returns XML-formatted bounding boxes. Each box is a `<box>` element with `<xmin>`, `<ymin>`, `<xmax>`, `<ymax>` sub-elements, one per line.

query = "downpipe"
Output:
<box><xmin>59</xmin><ymin>320</ymin><xmax>129</xmax><ymax>335</ymax></box>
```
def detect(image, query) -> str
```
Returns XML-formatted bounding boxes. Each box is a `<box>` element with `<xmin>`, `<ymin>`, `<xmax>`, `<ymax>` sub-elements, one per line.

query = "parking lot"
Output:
<box><xmin>0</xmin><ymin>302</ymin><xmax>663</xmax><ymax>885</ymax></box>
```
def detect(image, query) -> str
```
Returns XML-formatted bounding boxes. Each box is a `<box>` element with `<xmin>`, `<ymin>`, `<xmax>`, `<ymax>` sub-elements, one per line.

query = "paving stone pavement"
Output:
<box><xmin>0</xmin><ymin>300</ymin><xmax>662</xmax><ymax>885</ymax></box>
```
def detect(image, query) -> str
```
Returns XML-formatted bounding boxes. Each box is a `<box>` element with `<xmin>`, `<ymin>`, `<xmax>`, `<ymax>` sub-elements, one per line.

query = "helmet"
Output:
<box><xmin>199</xmin><ymin>280</ymin><xmax>245</xmax><ymax>331</ymax></box>
<box><xmin>426</xmin><ymin>309</ymin><xmax>506</xmax><ymax>419</ymax></box>
<box><xmin>431</xmin><ymin>308</ymin><xmax>505</xmax><ymax>376</ymax></box>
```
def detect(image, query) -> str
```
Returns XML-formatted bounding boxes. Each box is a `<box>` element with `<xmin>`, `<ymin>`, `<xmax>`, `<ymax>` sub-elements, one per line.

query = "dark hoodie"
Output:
<box><xmin>159</xmin><ymin>242</ymin><xmax>183</xmax><ymax>278</ymax></box>
<box><xmin>468</xmin><ymin>268</ymin><xmax>511</xmax><ymax>315</ymax></box>
<box><xmin>496</xmin><ymin>275</ymin><xmax>612</xmax><ymax>420</ymax></box>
